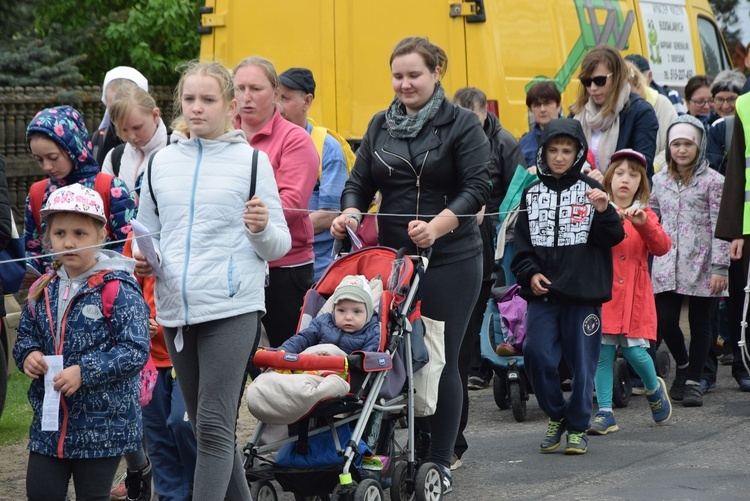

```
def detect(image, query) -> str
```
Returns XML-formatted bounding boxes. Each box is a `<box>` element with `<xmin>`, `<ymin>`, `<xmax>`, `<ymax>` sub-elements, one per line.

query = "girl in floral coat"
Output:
<box><xmin>651</xmin><ymin>115</ymin><xmax>730</xmax><ymax>408</ymax></box>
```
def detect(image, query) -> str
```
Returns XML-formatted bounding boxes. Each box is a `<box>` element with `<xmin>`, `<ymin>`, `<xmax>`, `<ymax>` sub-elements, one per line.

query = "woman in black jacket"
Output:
<box><xmin>331</xmin><ymin>36</ymin><xmax>491</xmax><ymax>493</ymax></box>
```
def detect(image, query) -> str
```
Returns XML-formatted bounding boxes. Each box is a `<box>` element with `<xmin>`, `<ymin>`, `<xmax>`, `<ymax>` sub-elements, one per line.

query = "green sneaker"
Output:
<box><xmin>540</xmin><ymin>418</ymin><xmax>566</xmax><ymax>453</ymax></box>
<box><xmin>564</xmin><ymin>431</ymin><xmax>588</xmax><ymax>455</ymax></box>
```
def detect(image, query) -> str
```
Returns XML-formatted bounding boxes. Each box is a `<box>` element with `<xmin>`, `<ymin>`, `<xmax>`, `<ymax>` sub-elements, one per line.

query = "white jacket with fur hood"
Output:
<box><xmin>137</xmin><ymin>129</ymin><xmax>291</xmax><ymax>327</ymax></box>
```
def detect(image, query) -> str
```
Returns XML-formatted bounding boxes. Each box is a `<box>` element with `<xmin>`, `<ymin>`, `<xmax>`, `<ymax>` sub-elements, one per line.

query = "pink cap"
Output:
<box><xmin>40</xmin><ymin>184</ymin><xmax>107</xmax><ymax>223</ymax></box>
<box><xmin>668</xmin><ymin>122</ymin><xmax>702</xmax><ymax>146</ymax></box>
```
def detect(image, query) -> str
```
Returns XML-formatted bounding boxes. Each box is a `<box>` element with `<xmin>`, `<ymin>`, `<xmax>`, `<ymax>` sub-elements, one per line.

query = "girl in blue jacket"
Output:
<box><xmin>13</xmin><ymin>183</ymin><xmax>150</xmax><ymax>501</ymax></box>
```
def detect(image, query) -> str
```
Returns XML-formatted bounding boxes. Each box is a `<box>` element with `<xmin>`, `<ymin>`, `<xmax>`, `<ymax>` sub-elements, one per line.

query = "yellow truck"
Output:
<box><xmin>198</xmin><ymin>0</ymin><xmax>732</xmax><ymax>141</ymax></box>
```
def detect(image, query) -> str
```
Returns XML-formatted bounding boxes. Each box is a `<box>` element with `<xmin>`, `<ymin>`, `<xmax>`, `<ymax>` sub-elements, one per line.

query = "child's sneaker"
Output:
<box><xmin>441</xmin><ymin>466</ymin><xmax>453</xmax><ymax>495</ymax></box>
<box><xmin>587</xmin><ymin>410</ymin><xmax>618</xmax><ymax>435</ymax></box>
<box><xmin>564</xmin><ymin>431</ymin><xmax>588</xmax><ymax>455</ymax></box>
<box><xmin>646</xmin><ymin>376</ymin><xmax>672</xmax><ymax>424</ymax></box>
<box><xmin>540</xmin><ymin>418</ymin><xmax>566</xmax><ymax>452</ymax></box>
<box><xmin>496</xmin><ymin>343</ymin><xmax>519</xmax><ymax>356</ymax></box>
<box><xmin>110</xmin><ymin>470</ymin><xmax>128</xmax><ymax>501</ymax></box>
<box><xmin>125</xmin><ymin>460</ymin><xmax>152</xmax><ymax>501</ymax></box>
<box><xmin>682</xmin><ymin>383</ymin><xmax>703</xmax><ymax>407</ymax></box>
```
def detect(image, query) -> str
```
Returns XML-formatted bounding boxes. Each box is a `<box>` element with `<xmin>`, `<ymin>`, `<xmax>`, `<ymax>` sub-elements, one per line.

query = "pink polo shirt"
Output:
<box><xmin>246</xmin><ymin>109</ymin><xmax>319</xmax><ymax>267</ymax></box>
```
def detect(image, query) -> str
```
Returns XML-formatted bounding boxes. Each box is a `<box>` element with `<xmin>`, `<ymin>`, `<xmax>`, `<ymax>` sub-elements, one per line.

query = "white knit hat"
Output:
<box><xmin>332</xmin><ymin>275</ymin><xmax>374</xmax><ymax>322</ymax></box>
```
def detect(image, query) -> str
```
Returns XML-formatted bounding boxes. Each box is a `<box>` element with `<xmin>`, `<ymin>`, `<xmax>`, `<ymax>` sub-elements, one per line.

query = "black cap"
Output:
<box><xmin>624</xmin><ymin>54</ymin><xmax>650</xmax><ymax>73</ymax></box>
<box><xmin>279</xmin><ymin>68</ymin><xmax>316</xmax><ymax>97</ymax></box>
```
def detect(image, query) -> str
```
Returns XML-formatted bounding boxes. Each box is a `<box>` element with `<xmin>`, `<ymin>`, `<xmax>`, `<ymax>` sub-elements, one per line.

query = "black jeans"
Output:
<box><xmin>26</xmin><ymin>452</ymin><xmax>120</xmax><ymax>501</ymax></box>
<box><xmin>656</xmin><ymin>292</ymin><xmax>717</xmax><ymax>383</ymax></box>
<box><xmin>455</xmin><ymin>279</ymin><xmax>492</xmax><ymax>459</ymax></box>
<box><xmin>262</xmin><ymin>263</ymin><xmax>315</xmax><ymax>347</ymax></box>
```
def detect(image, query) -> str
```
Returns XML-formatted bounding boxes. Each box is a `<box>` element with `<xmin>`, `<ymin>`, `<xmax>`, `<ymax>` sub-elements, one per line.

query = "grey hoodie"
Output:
<box><xmin>55</xmin><ymin>250</ymin><xmax>137</xmax><ymax>335</ymax></box>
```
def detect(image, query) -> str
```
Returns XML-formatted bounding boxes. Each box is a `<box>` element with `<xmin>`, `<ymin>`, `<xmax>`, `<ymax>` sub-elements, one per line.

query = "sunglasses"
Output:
<box><xmin>581</xmin><ymin>73</ymin><xmax>613</xmax><ymax>88</ymax></box>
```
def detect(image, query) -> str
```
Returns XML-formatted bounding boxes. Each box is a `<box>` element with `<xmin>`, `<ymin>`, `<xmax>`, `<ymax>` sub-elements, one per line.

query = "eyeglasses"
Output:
<box><xmin>715</xmin><ymin>97</ymin><xmax>737</xmax><ymax>107</ymax></box>
<box><xmin>581</xmin><ymin>73</ymin><xmax>613</xmax><ymax>88</ymax></box>
<box><xmin>689</xmin><ymin>98</ymin><xmax>714</xmax><ymax>108</ymax></box>
<box><xmin>530</xmin><ymin>100</ymin><xmax>559</xmax><ymax>109</ymax></box>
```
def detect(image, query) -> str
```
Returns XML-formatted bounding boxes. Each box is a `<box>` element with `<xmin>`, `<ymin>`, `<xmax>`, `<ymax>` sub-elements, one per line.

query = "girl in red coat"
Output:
<box><xmin>589</xmin><ymin>149</ymin><xmax>673</xmax><ymax>435</ymax></box>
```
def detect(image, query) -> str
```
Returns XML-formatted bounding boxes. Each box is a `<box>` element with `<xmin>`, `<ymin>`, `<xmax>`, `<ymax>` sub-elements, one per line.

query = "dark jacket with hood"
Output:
<box><xmin>341</xmin><ymin>97</ymin><xmax>491</xmax><ymax>266</ymax></box>
<box><xmin>24</xmin><ymin>106</ymin><xmax>137</xmax><ymax>274</ymax></box>
<box><xmin>511</xmin><ymin>119</ymin><xmax>625</xmax><ymax>304</ymax></box>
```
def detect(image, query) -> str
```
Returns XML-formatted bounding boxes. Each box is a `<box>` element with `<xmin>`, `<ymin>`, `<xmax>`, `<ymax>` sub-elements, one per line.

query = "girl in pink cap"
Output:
<box><xmin>650</xmin><ymin>115</ymin><xmax>730</xmax><ymax>408</ymax></box>
<box><xmin>13</xmin><ymin>184</ymin><xmax>150</xmax><ymax>501</ymax></box>
<box><xmin>589</xmin><ymin>149</ymin><xmax>672</xmax><ymax>436</ymax></box>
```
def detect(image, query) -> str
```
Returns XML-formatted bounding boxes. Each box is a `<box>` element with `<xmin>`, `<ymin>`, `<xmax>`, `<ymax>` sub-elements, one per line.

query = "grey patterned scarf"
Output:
<box><xmin>385</xmin><ymin>83</ymin><xmax>445</xmax><ymax>139</ymax></box>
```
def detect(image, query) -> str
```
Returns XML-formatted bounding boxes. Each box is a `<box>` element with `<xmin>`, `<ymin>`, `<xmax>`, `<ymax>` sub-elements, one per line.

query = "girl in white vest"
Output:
<box><xmin>134</xmin><ymin>61</ymin><xmax>291</xmax><ymax>501</ymax></box>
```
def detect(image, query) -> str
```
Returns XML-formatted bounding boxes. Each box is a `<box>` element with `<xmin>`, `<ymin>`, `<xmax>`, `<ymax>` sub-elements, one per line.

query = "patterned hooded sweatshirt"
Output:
<box><xmin>24</xmin><ymin>106</ymin><xmax>137</xmax><ymax>273</ymax></box>
<box><xmin>511</xmin><ymin>118</ymin><xmax>625</xmax><ymax>304</ymax></box>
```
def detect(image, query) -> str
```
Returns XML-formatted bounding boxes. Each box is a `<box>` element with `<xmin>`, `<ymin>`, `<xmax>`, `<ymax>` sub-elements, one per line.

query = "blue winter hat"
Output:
<box><xmin>26</xmin><ymin>105</ymin><xmax>99</xmax><ymax>172</ymax></box>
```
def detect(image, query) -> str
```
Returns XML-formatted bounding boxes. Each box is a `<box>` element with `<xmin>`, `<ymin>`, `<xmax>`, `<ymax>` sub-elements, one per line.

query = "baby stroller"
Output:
<box><xmin>243</xmin><ymin>246</ymin><xmax>446</xmax><ymax>501</ymax></box>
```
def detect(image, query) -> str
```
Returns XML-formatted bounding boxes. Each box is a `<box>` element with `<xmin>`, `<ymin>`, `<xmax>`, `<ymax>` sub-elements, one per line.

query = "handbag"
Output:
<box><xmin>0</xmin><ymin>211</ymin><xmax>26</xmax><ymax>294</ymax></box>
<box><xmin>412</xmin><ymin>316</ymin><xmax>446</xmax><ymax>417</ymax></box>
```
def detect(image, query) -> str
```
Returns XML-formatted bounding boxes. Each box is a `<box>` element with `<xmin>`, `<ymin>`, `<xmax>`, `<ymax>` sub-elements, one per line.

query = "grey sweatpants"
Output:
<box><xmin>164</xmin><ymin>312</ymin><xmax>259</xmax><ymax>501</ymax></box>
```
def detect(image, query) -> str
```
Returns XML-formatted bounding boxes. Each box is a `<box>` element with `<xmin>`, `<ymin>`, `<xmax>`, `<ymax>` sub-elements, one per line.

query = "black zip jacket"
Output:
<box><xmin>511</xmin><ymin>119</ymin><xmax>624</xmax><ymax>304</ymax></box>
<box><xmin>342</xmin><ymin>97</ymin><xmax>491</xmax><ymax>266</ymax></box>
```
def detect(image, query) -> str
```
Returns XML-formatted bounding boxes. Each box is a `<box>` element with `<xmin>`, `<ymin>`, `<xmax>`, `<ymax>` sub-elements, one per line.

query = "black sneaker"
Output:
<box><xmin>540</xmin><ymin>418</ymin><xmax>566</xmax><ymax>453</ymax></box>
<box><xmin>670</xmin><ymin>367</ymin><xmax>688</xmax><ymax>401</ymax></box>
<box><xmin>467</xmin><ymin>376</ymin><xmax>489</xmax><ymax>390</ymax></box>
<box><xmin>125</xmin><ymin>460</ymin><xmax>152</xmax><ymax>501</ymax></box>
<box><xmin>682</xmin><ymin>384</ymin><xmax>703</xmax><ymax>407</ymax></box>
<box><xmin>441</xmin><ymin>466</ymin><xmax>453</xmax><ymax>495</ymax></box>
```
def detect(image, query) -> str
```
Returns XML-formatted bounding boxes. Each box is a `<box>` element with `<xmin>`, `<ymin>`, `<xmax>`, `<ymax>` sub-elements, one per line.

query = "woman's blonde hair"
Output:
<box><xmin>109</xmin><ymin>83</ymin><xmax>159</xmax><ymax>140</ymax></box>
<box><xmin>570</xmin><ymin>45</ymin><xmax>629</xmax><ymax>117</ymax></box>
<box><xmin>28</xmin><ymin>213</ymin><xmax>106</xmax><ymax>301</ymax></box>
<box><xmin>233</xmin><ymin>56</ymin><xmax>281</xmax><ymax>90</ymax></box>
<box><xmin>624</xmin><ymin>61</ymin><xmax>647</xmax><ymax>99</ymax></box>
<box><xmin>602</xmin><ymin>157</ymin><xmax>651</xmax><ymax>207</ymax></box>
<box><xmin>172</xmin><ymin>60</ymin><xmax>236</xmax><ymax>136</ymax></box>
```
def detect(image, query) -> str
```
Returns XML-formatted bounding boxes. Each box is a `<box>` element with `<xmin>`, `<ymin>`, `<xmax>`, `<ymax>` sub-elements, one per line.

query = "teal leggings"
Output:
<box><xmin>594</xmin><ymin>344</ymin><xmax>658</xmax><ymax>409</ymax></box>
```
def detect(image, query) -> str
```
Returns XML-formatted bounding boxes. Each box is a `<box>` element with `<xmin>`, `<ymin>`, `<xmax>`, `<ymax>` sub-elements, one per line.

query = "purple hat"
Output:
<box><xmin>609</xmin><ymin>148</ymin><xmax>648</xmax><ymax>170</ymax></box>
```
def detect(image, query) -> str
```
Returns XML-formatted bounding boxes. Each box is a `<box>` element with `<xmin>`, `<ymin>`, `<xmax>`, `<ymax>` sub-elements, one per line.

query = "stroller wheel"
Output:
<box><xmin>493</xmin><ymin>374</ymin><xmax>510</xmax><ymax>410</ymax></box>
<box><xmin>250</xmin><ymin>480</ymin><xmax>278</xmax><ymax>501</ymax></box>
<box><xmin>656</xmin><ymin>347</ymin><xmax>671</xmax><ymax>378</ymax></box>
<box><xmin>415</xmin><ymin>462</ymin><xmax>442</xmax><ymax>501</ymax></box>
<box><xmin>612</xmin><ymin>359</ymin><xmax>632</xmax><ymax>408</ymax></box>
<box><xmin>355</xmin><ymin>478</ymin><xmax>384</xmax><ymax>501</ymax></box>
<box><xmin>509</xmin><ymin>381</ymin><xmax>527</xmax><ymax>422</ymax></box>
<box><xmin>390</xmin><ymin>461</ymin><xmax>411</xmax><ymax>501</ymax></box>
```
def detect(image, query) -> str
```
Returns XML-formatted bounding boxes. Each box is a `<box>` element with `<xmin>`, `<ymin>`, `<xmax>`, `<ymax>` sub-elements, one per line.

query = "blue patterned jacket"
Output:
<box><xmin>13</xmin><ymin>252</ymin><xmax>150</xmax><ymax>458</ymax></box>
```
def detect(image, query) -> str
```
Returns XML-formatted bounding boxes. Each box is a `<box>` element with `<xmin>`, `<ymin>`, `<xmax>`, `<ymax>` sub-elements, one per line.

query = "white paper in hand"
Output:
<box><xmin>42</xmin><ymin>355</ymin><xmax>63</xmax><ymax>431</ymax></box>
<box><xmin>131</xmin><ymin>219</ymin><xmax>165</xmax><ymax>280</ymax></box>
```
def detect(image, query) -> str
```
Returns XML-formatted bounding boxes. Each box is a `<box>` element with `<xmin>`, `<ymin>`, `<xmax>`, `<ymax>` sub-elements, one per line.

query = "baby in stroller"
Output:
<box><xmin>247</xmin><ymin>275</ymin><xmax>383</xmax><ymax>425</ymax></box>
<box><xmin>278</xmin><ymin>275</ymin><xmax>381</xmax><ymax>356</ymax></box>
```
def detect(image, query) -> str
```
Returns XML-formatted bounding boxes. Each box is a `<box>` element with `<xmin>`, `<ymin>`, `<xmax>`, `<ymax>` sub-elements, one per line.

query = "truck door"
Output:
<box><xmin>333</xmin><ymin>0</ymin><xmax>468</xmax><ymax>140</ymax></box>
<box><xmin>199</xmin><ymin>0</ymin><xmax>339</xmax><ymax>130</ymax></box>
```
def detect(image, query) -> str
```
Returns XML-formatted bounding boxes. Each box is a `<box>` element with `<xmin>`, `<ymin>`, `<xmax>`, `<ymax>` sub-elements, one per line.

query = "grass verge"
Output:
<box><xmin>0</xmin><ymin>371</ymin><xmax>31</xmax><ymax>446</ymax></box>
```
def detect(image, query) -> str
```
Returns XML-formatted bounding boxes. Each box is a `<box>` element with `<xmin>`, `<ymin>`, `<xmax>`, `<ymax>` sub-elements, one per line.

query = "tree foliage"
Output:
<box><xmin>0</xmin><ymin>0</ymin><xmax>202</xmax><ymax>88</ymax></box>
<box><xmin>709</xmin><ymin>0</ymin><xmax>744</xmax><ymax>50</ymax></box>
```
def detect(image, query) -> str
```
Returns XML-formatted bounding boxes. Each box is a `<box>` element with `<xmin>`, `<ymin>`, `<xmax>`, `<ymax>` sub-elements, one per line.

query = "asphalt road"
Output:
<box><xmin>450</xmin><ymin>360</ymin><xmax>750</xmax><ymax>501</ymax></box>
<box><xmin>264</xmin><ymin>354</ymin><xmax>750</xmax><ymax>501</ymax></box>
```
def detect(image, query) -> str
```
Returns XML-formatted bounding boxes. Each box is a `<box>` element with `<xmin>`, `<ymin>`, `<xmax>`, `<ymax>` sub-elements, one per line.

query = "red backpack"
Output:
<box><xmin>28</xmin><ymin>174</ymin><xmax>116</xmax><ymax>240</ymax></box>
